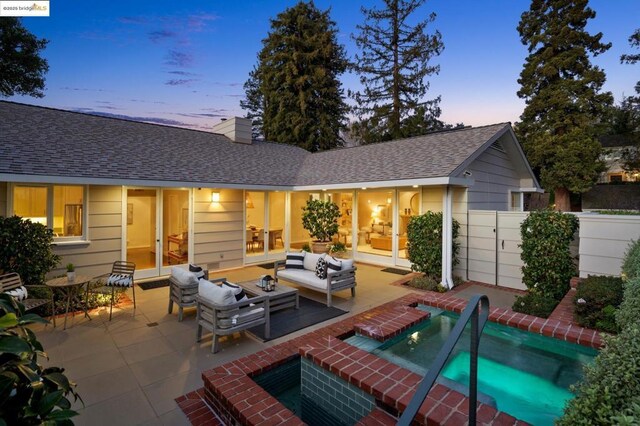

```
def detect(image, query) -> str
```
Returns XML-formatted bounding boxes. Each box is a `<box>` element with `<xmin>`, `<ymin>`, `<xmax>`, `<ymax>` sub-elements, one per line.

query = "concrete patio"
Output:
<box><xmin>31</xmin><ymin>263</ymin><xmax>418</xmax><ymax>425</ymax></box>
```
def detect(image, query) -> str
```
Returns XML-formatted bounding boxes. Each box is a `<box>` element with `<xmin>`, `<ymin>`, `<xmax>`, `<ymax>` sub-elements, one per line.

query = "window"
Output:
<box><xmin>609</xmin><ymin>174</ymin><xmax>623</xmax><ymax>183</ymax></box>
<box><xmin>510</xmin><ymin>192</ymin><xmax>523</xmax><ymax>211</ymax></box>
<box><xmin>13</xmin><ymin>185</ymin><xmax>85</xmax><ymax>239</ymax></box>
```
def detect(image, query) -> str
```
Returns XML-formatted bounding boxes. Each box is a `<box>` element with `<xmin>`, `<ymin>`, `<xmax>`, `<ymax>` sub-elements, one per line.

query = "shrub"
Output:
<box><xmin>573</xmin><ymin>275</ymin><xmax>624</xmax><ymax>333</ymax></box>
<box><xmin>407</xmin><ymin>275</ymin><xmax>447</xmax><ymax>293</ymax></box>
<box><xmin>558</xmin><ymin>325</ymin><xmax>640</xmax><ymax>425</ymax></box>
<box><xmin>512</xmin><ymin>292</ymin><xmax>559</xmax><ymax>318</ymax></box>
<box><xmin>622</xmin><ymin>239</ymin><xmax>640</xmax><ymax>282</ymax></box>
<box><xmin>616</xmin><ymin>277</ymin><xmax>640</xmax><ymax>330</ymax></box>
<box><xmin>0</xmin><ymin>293</ymin><xmax>82</xmax><ymax>424</ymax></box>
<box><xmin>0</xmin><ymin>216</ymin><xmax>60</xmax><ymax>284</ymax></box>
<box><xmin>520</xmin><ymin>210</ymin><xmax>578</xmax><ymax>300</ymax></box>
<box><xmin>406</xmin><ymin>211</ymin><xmax>460</xmax><ymax>278</ymax></box>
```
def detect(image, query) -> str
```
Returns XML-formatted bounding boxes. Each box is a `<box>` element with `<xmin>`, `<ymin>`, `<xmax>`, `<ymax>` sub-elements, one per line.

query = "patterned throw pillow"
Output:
<box><xmin>285</xmin><ymin>252</ymin><xmax>305</xmax><ymax>269</ymax></box>
<box><xmin>221</xmin><ymin>281</ymin><xmax>248</xmax><ymax>302</ymax></box>
<box><xmin>315</xmin><ymin>257</ymin><xmax>328</xmax><ymax>279</ymax></box>
<box><xmin>5</xmin><ymin>285</ymin><xmax>28</xmax><ymax>301</ymax></box>
<box><xmin>107</xmin><ymin>273</ymin><xmax>133</xmax><ymax>287</ymax></box>
<box><xmin>189</xmin><ymin>264</ymin><xmax>206</xmax><ymax>280</ymax></box>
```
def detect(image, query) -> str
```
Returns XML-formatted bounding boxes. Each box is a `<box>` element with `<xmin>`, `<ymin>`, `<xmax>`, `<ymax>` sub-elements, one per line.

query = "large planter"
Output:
<box><xmin>311</xmin><ymin>241</ymin><xmax>330</xmax><ymax>254</ymax></box>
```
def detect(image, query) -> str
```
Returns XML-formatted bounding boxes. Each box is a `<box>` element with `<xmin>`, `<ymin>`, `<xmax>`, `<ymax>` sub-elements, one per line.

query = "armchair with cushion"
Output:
<box><xmin>168</xmin><ymin>265</ymin><xmax>208</xmax><ymax>321</ymax></box>
<box><xmin>196</xmin><ymin>278</ymin><xmax>269</xmax><ymax>353</ymax></box>
<box><xmin>0</xmin><ymin>272</ymin><xmax>55</xmax><ymax>326</ymax></box>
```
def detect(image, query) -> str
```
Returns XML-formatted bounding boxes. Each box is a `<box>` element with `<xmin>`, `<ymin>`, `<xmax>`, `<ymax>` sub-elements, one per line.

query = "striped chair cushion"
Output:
<box><xmin>327</xmin><ymin>257</ymin><xmax>342</xmax><ymax>274</ymax></box>
<box><xmin>285</xmin><ymin>252</ymin><xmax>305</xmax><ymax>269</ymax></box>
<box><xmin>5</xmin><ymin>285</ymin><xmax>28</xmax><ymax>301</ymax></box>
<box><xmin>107</xmin><ymin>273</ymin><xmax>133</xmax><ymax>287</ymax></box>
<box><xmin>189</xmin><ymin>264</ymin><xmax>206</xmax><ymax>281</ymax></box>
<box><xmin>221</xmin><ymin>281</ymin><xmax>248</xmax><ymax>302</ymax></box>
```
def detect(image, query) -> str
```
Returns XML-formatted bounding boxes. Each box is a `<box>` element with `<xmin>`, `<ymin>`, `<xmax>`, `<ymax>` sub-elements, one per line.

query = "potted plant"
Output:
<box><xmin>328</xmin><ymin>241</ymin><xmax>347</xmax><ymax>258</ymax></box>
<box><xmin>66</xmin><ymin>263</ymin><xmax>75</xmax><ymax>281</ymax></box>
<box><xmin>301</xmin><ymin>199</ymin><xmax>340</xmax><ymax>253</ymax></box>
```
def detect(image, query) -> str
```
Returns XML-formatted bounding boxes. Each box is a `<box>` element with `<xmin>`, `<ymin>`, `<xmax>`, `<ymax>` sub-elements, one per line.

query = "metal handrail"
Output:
<box><xmin>397</xmin><ymin>294</ymin><xmax>490</xmax><ymax>426</ymax></box>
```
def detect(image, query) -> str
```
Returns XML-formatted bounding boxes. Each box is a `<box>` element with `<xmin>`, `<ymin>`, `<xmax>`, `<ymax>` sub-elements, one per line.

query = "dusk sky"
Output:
<box><xmin>8</xmin><ymin>0</ymin><xmax>639</xmax><ymax>131</ymax></box>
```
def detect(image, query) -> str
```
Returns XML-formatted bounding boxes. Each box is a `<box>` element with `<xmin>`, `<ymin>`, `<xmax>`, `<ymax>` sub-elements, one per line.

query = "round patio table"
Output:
<box><xmin>46</xmin><ymin>275</ymin><xmax>92</xmax><ymax>329</ymax></box>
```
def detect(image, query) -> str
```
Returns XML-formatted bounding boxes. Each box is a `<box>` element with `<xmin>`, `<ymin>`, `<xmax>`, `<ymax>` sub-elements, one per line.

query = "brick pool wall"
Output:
<box><xmin>190</xmin><ymin>290</ymin><xmax>603</xmax><ymax>425</ymax></box>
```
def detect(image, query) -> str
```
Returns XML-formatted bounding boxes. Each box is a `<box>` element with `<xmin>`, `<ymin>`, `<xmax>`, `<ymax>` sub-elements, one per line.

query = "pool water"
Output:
<box><xmin>345</xmin><ymin>306</ymin><xmax>597</xmax><ymax>425</ymax></box>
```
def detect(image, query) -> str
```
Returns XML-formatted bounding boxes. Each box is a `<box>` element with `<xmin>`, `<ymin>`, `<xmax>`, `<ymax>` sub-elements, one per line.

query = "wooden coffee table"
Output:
<box><xmin>237</xmin><ymin>280</ymin><xmax>299</xmax><ymax>314</ymax></box>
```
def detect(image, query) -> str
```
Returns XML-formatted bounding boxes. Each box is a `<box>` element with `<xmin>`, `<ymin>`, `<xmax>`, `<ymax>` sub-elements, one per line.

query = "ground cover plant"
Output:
<box><xmin>573</xmin><ymin>275</ymin><xmax>624</xmax><ymax>333</ymax></box>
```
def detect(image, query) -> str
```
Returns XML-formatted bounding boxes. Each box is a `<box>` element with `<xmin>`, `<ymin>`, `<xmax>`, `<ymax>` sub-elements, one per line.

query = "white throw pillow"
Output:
<box><xmin>340</xmin><ymin>259</ymin><xmax>354</xmax><ymax>271</ymax></box>
<box><xmin>221</xmin><ymin>281</ymin><xmax>248</xmax><ymax>302</ymax></box>
<box><xmin>303</xmin><ymin>252</ymin><xmax>326</xmax><ymax>271</ymax></box>
<box><xmin>326</xmin><ymin>257</ymin><xmax>342</xmax><ymax>274</ymax></box>
<box><xmin>171</xmin><ymin>267</ymin><xmax>198</xmax><ymax>287</ymax></box>
<box><xmin>198</xmin><ymin>280</ymin><xmax>236</xmax><ymax>306</ymax></box>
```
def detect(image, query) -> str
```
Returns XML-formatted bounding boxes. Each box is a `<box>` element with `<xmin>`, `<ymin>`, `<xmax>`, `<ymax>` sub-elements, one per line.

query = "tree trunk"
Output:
<box><xmin>554</xmin><ymin>187</ymin><xmax>571</xmax><ymax>212</ymax></box>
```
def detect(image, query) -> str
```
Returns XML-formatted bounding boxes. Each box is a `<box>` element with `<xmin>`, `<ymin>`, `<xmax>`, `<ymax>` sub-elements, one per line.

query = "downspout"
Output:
<box><xmin>441</xmin><ymin>186</ymin><xmax>454</xmax><ymax>289</ymax></box>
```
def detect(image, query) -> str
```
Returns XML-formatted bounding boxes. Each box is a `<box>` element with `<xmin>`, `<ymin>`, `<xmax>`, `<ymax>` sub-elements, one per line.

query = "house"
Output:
<box><xmin>598</xmin><ymin>134</ymin><xmax>639</xmax><ymax>183</ymax></box>
<box><xmin>0</xmin><ymin>101</ymin><xmax>541</xmax><ymax>288</ymax></box>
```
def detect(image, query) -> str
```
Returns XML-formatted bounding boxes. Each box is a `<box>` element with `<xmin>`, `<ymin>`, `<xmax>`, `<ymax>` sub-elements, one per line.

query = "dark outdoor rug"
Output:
<box><xmin>247</xmin><ymin>296</ymin><xmax>347</xmax><ymax>342</ymax></box>
<box><xmin>381</xmin><ymin>267</ymin><xmax>412</xmax><ymax>275</ymax></box>
<box><xmin>256</xmin><ymin>262</ymin><xmax>276</xmax><ymax>270</ymax></box>
<box><xmin>138</xmin><ymin>279</ymin><xmax>170</xmax><ymax>290</ymax></box>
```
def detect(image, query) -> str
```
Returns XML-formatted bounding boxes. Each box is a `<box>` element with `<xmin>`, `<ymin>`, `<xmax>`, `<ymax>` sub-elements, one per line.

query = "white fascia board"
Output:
<box><xmin>519</xmin><ymin>187</ymin><xmax>544</xmax><ymax>193</ymax></box>
<box><xmin>0</xmin><ymin>173</ymin><xmax>292</xmax><ymax>191</ymax></box>
<box><xmin>293</xmin><ymin>176</ymin><xmax>473</xmax><ymax>191</ymax></box>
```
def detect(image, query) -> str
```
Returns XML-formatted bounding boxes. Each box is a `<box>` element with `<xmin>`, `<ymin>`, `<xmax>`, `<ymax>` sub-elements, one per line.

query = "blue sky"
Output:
<box><xmin>8</xmin><ymin>0</ymin><xmax>639</xmax><ymax>130</ymax></box>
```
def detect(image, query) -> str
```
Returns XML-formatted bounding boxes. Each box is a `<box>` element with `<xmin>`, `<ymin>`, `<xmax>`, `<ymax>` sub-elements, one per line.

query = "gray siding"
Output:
<box><xmin>51</xmin><ymin>185</ymin><xmax>123</xmax><ymax>278</ymax></box>
<box><xmin>466</xmin><ymin>145</ymin><xmax>521</xmax><ymax>211</ymax></box>
<box><xmin>193</xmin><ymin>188</ymin><xmax>244</xmax><ymax>270</ymax></box>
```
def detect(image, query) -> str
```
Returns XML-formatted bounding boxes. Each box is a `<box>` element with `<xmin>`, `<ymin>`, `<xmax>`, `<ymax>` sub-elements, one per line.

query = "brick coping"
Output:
<box><xmin>180</xmin><ymin>289</ymin><xmax>603</xmax><ymax>425</ymax></box>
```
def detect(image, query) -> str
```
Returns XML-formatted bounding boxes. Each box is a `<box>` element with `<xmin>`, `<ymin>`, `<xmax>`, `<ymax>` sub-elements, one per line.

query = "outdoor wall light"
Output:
<box><xmin>211</xmin><ymin>191</ymin><xmax>220</xmax><ymax>204</ymax></box>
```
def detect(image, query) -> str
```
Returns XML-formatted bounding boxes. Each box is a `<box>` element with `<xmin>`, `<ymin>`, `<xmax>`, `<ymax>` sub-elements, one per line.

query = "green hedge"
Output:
<box><xmin>616</xmin><ymin>278</ymin><xmax>640</xmax><ymax>330</ymax></box>
<box><xmin>519</xmin><ymin>210</ymin><xmax>578</xmax><ymax>300</ymax></box>
<box><xmin>0</xmin><ymin>216</ymin><xmax>60</xmax><ymax>284</ymax></box>
<box><xmin>558</xmin><ymin>325</ymin><xmax>640</xmax><ymax>425</ymax></box>
<box><xmin>559</xmin><ymin>277</ymin><xmax>640</xmax><ymax>424</ymax></box>
<box><xmin>622</xmin><ymin>239</ymin><xmax>640</xmax><ymax>282</ymax></box>
<box><xmin>573</xmin><ymin>275</ymin><xmax>624</xmax><ymax>333</ymax></box>
<box><xmin>512</xmin><ymin>292</ymin><xmax>559</xmax><ymax>318</ymax></box>
<box><xmin>406</xmin><ymin>211</ymin><xmax>460</xmax><ymax>279</ymax></box>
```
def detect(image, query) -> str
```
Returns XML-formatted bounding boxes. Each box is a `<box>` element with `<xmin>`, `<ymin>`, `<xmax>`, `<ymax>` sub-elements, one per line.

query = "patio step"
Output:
<box><xmin>356</xmin><ymin>407</ymin><xmax>397</xmax><ymax>425</ymax></box>
<box><xmin>354</xmin><ymin>305</ymin><xmax>430</xmax><ymax>342</ymax></box>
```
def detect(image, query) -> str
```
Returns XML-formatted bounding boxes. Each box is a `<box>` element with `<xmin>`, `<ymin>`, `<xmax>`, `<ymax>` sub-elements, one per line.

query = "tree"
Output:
<box><xmin>516</xmin><ymin>0</ymin><xmax>613</xmax><ymax>211</ymax></box>
<box><xmin>0</xmin><ymin>17</ymin><xmax>48</xmax><ymax>98</ymax></box>
<box><xmin>620</xmin><ymin>28</ymin><xmax>640</xmax><ymax>100</ymax></box>
<box><xmin>240</xmin><ymin>1</ymin><xmax>348</xmax><ymax>152</ymax></box>
<box><xmin>351</xmin><ymin>0</ymin><xmax>444</xmax><ymax>144</ymax></box>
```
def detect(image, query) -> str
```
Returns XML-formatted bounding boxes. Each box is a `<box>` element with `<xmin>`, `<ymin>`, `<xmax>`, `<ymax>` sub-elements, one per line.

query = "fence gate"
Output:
<box><xmin>467</xmin><ymin>210</ymin><xmax>527</xmax><ymax>290</ymax></box>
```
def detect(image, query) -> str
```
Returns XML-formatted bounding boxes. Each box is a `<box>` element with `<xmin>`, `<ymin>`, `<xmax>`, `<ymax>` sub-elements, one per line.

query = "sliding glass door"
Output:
<box><xmin>245</xmin><ymin>191</ymin><xmax>287</xmax><ymax>263</ymax></box>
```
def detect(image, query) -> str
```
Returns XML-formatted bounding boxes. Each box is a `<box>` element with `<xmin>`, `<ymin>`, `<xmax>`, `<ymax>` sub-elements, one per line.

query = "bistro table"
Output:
<box><xmin>46</xmin><ymin>275</ymin><xmax>92</xmax><ymax>329</ymax></box>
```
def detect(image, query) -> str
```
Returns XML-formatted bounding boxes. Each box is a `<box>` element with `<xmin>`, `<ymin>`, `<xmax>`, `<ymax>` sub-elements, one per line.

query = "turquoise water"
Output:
<box><xmin>346</xmin><ymin>307</ymin><xmax>597</xmax><ymax>425</ymax></box>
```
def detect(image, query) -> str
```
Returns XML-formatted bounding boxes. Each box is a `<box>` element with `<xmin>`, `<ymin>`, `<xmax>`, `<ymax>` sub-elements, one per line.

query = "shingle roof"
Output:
<box><xmin>0</xmin><ymin>101</ymin><xmax>511</xmax><ymax>187</ymax></box>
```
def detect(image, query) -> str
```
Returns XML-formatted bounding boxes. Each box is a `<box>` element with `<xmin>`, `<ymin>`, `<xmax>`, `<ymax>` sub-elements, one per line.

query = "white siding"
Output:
<box><xmin>193</xmin><ymin>188</ymin><xmax>244</xmax><ymax>270</ymax></box>
<box><xmin>579</xmin><ymin>214</ymin><xmax>640</xmax><ymax>277</ymax></box>
<box><xmin>466</xmin><ymin>142</ymin><xmax>521</xmax><ymax>211</ymax></box>
<box><xmin>51</xmin><ymin>185</ymin><xmax>123</xmax><ymax>278</ymax></box>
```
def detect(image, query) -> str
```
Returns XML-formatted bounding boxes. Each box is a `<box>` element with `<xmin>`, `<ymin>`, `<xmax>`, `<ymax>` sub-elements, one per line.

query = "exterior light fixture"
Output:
<box><xmin>412</xmin><ymin>185</ymin><xmax>418</xmax><ymax>188</ymax></box>
<box><xmin>362</xmin><ymin>187</ymin><xmax>367</xmax><ymax>190</ymax></box>
<box><xmin>211</xmin><ymin>191</ymin><xmax>220</xmax><ymax>203</ymax></box>
<box><xmin>386</xmin><ymin>197</ymin><xmax>392</xmax><ymax>204</ymax></box>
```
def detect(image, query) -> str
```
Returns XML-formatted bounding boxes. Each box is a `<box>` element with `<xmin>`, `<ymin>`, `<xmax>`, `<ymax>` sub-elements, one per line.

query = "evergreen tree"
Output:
<box><xmin>516</xmin><ymin>0</ymin><xmax>613</xmax><ymax>211</ymax></box>
<box><xmin>0</xmin><ymin>17</ymin><xmax>48</xmax><ymax>98</ymax></box>
<box><xmin>240</xmin><ymin>1</ymin><xmax>348</xmax><ymax>151</ymax></box>
<box><xmin>351</xmin><ymin>0</ymin><xmax>444</xmax><ymax>144</ymax></box>
<box><xmin>620</xmin><ymin>28</ymin><xmax>640</xmax><ymax>100</ymax></box>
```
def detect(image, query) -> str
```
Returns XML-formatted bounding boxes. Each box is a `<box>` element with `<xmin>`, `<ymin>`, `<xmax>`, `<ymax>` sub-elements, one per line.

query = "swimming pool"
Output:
<box><xmin>345</xmin><ymin>306</ymin><xmax>597</xmax><ymax>425</ymax></box>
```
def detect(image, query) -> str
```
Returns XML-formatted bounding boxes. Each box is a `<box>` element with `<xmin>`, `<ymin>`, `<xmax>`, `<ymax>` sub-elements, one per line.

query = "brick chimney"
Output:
<box><xmin>211</xmin><ymin>117</ymin><xmax>252</xmax><ymax>144</ymax></box>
